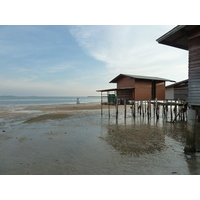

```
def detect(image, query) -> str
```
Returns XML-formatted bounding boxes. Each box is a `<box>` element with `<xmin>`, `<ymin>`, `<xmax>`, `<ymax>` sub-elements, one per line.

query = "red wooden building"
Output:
<box><xmin>98</xmin><ymin>74</ymin><xmax>174</xmax><ymax>101</ymax></box>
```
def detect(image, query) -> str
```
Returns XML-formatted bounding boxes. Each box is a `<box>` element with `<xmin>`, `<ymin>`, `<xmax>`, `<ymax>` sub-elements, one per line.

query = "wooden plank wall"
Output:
<box><xmin>189</xmin><ymin>27</ymin><xmax>200</xmax><ymax>106</ymax></box>
<box><xmin>174</xmin><ymin>86</ymin><xmax>188</xmax><ymax>100</ymax></box>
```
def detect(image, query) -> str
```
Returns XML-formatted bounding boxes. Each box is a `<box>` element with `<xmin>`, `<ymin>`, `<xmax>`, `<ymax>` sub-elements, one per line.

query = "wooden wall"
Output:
<box><xmin>116</xmin><ymin>76</ymin><xmax>166</xmax><ymax>100</ymax></box>
<box><xmin>135</xmin><ymin>79</ymin><xmax>152</xmax><ymax>100</ymax></box>
<box><xmin>189</xmin><ymin>27</ymin><xmax>200</xmax><ymax>106</ymax></box>
<box><xmin>117</xmin><ymin>76</ymin><xmax>135</xmax><ymax>99</ymax></box>
<box><xmin>117</xmin><ymin>76</ymin><xmax>135</xmax><ymax>88</ymax></box>
<box><xmin>174</xmin><ymin>86</ymin><xmax>188</xmax><ymax>100</ymax></box>
<box><xmin>156</xmin><ymin>82</ymin><xmax>165</xmax><ymax>100</ymax></box>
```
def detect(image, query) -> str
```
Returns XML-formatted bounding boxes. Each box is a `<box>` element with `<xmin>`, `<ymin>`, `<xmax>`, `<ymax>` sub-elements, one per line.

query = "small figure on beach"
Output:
<box><xmin>76</xmin><ymin>98</ymin><xmax>80</xmax><ymax>104</ymax></box>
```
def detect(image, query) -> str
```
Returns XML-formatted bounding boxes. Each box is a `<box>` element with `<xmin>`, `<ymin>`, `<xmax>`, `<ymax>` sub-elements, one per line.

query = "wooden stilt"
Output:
<box><xmin>116</xmin><ymin>96</ymin><xmax>118</xmax><ymax>120</ymax></box>
<box><xmin>141</xmin><ymin>101</ymin><xmax>144</xmax><ymax>117</ymax></box>
<box><xmin>166</xmin><ymin>100</ymin><xmax>168</xmax><ymax>120</ymax></box>
<box><xmin>155</xmin><ymin>98</ymin><xmax>157</xmax><ymax>118</ymax></box>
<box><xmin>170</xmin><ymin>100</ymin><xmax>173</xmax><ymax>121</ymax></box>
<box><xmin>132</xmin><ymin>100</ymin><xmax>135</xmax><ymax>118</ymax></box>
<box><xmin>139</xmin><ymin>100</ymin><xmax>141</xmax><ymax>116</ymax></box>
<box><xmin>107</xmin><ymin>92</ymin><xmax>110</xmax><ymax>118</ymax></box>
<box><xmin>124</xmin><ymin>98</ymin><xmax>127</xmax><ymax>119</ymax></box>
<box><xmin>101</xmin><ymin>92</ymin><xmax>103</xmax><ymax>116</ymax></box>
<box><xmin>147</xmin><ymin>99</ymin><xmax>151</xmax><ymax>118</ymax></box>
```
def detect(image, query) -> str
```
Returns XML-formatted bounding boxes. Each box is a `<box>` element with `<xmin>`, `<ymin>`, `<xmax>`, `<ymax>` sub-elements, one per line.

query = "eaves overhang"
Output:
<box><xmin>156</xmin><ymin>25</ymin><xmax>198</xmax><ymax>50</ymax></box>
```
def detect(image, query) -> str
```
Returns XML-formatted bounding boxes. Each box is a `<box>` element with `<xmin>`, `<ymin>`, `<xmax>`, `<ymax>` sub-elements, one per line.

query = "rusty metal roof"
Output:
<box><xmin>156</xmin><ymin>25</ymin><xmax>198</xmax><ymax>50</ymax></box>
<box><xmin>109</xmin><ymin>74</ymin><xmax>175</xmax><ymax>83</ymax></box>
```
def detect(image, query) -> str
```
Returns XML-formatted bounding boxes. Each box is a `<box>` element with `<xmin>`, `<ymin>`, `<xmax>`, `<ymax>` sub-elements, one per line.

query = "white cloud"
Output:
<box><xmin>70</xmin><ymin>25</ymin><xmax>188</xmax><ymax>81</ymax></box>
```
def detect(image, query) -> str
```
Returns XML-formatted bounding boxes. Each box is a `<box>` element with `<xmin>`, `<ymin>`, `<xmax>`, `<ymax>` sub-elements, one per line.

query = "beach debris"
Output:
<box><xmin>2</xmin><ymin>130</ymin><xmax>5</xmax><ymax>132</ymax></box>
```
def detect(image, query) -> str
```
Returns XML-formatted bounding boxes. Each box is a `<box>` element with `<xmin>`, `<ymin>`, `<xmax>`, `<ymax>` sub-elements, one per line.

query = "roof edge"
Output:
<box><xmin>109</xmin><ymin>74</ymin><xmax>175</xmax><ymax>83</ymax></box>
<box><xmin>156</xmin><ymin>25</ymin><xmax>186</xmax><ymax>43</ymax></box>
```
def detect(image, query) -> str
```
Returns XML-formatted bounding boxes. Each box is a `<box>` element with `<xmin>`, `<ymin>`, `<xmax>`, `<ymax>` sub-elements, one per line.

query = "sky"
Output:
<box><xmin>0</xmin><ymin>25</ymin><xmax>189</xmax><ymax>96</ymax></box>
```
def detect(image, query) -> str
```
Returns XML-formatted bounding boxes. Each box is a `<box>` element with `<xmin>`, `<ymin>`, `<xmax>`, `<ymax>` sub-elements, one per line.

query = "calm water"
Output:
<box><xmin>0</xmin><ymin>96</ymin><xmax>100</xmax><ymax>106</ymax></box>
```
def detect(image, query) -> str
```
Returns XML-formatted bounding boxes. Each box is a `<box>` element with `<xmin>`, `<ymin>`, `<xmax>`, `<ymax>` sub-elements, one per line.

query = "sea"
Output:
<box><xmin>0</xmin><ymin>96</ymin><xmax>101</xmax><ymax>107</ymax></box>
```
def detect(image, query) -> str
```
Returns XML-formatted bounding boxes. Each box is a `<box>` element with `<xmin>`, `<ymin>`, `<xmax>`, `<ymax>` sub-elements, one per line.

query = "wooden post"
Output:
<box><xmin>139</xmin><ymin>100</ymin><xmax>141</xmax><ymax>116</ymax></box>
<box><xmin>163</xmin><ymin>100</ymin><xmax>165</xmax><ymax>118</ymax></box>
<box><xmin>166</xmin><ymin>100</ymin><xmax>168</xmax><ymax>120</ymax></box>
<box><xmin>173</xmin><ymin>99</ymin><xmax>177</xmax><ymax>121</ymax></box>
<box><xmin>107</xmin><ymin>92</ymin><xmax>110</xmax><ymax>118</ymax></box>
<box><xmin>170</xmin><ymin>100</ymin><xmax>173</xmax><ymax>122</ymax></box>
<box><xmin>124</xmin><ymin>98</ymin><xmax>127</xmax><ymax>119</ymax></box>
<box><xmin>155</xmin><ymin>98</ymin><xmax>157</xmax><ymax>118</ymax></box>
<box><xmin>116</xmin><ymin>92</ymin><xmax>118</xmax><ymax>120</ymax></box>
<box><xmin>132</xmin><ymin>100</ymin><xmax>135</xmax><ymax>118</ymax></box>
<box><xmin>147</xmin><ymin>99</ymin><xmax>151</xmax><ymax>118</ymax></box>
<box><xmin>101</xmin><ymin>92</ymin><xmax>103</xmax><ymax>116</ymax></box>
<box><xmin>141</xmin><ymin>100</ymin><xmax>144</xmax><ymax>117</ymax></box>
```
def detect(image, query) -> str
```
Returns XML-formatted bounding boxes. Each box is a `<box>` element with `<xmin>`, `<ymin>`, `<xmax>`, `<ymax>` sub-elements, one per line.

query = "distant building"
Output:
<box><xmin>98</xmin><ymin>74</ymin><xmax>174</xmax><ymax>101</ymax></box>
<box><xmin>165</xmin><ymin>79</ymin><xmax>188</xmax><ymax>100</ymax></box>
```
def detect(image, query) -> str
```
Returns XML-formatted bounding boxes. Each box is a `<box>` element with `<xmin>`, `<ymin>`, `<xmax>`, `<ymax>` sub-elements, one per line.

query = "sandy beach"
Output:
<box><xmin>1</xmin><ymin>103</ymin><xmax>200</xmax><ymax>175</ymax></box>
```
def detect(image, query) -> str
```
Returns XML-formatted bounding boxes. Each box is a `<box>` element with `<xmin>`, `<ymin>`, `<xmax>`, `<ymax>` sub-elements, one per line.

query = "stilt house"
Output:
<box><xmin>97</xmin><ymin>74</ymin><xmax>174</xmax><ymax>101</ymax></box>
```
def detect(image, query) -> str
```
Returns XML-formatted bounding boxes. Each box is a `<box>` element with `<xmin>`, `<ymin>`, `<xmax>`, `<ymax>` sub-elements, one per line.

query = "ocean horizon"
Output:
<box><xmin>0</xmin><ymin>96</ymin><xmax>101</xmax><ymax>106</ymax></box>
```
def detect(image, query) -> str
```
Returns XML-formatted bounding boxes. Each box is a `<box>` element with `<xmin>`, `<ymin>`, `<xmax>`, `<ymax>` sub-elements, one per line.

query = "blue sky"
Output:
<box><xmin>0</xmin><ymin>25</ymin><xmax>189</xmax><ymax>96</ymax></box>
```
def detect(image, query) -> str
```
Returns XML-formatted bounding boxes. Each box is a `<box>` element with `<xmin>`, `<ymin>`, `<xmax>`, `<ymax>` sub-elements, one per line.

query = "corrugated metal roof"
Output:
<box><xmin>165</xmin><ymin>79</ymin><xmax>188</xmax><ymax>88</ymax></box>
<box><xmin>109</xmin><ymin>74</ymin><xmax>175</xmax><ymax>83</ymax></box>
<box><xmin>156</xmin><ymin>25</ymin><xmax>198</xmax><ymax>50</ymax></box>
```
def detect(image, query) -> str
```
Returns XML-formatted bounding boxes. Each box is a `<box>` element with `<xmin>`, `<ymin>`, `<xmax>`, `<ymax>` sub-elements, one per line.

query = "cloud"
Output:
<box><xmin>70</xmin><ymin>25</ymin><xmax>188</xmax><ymax>81</ymax></box>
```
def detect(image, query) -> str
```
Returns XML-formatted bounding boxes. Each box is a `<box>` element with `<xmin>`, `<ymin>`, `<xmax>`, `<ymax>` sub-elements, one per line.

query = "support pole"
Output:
<box><xmin>132</xmin><ymin>100</ymin><xmax>135</xmax><ymax>118</ymax></box>
<box><xmin>107</xmin><ymin>91</ymin><xmax>110</xmax><ymax>118</ymax></box>
<box><xmin>155</xmin><ymin>98</ymin><xmax>157</xmax><ymax>118</ymax></box>
<box><xmin>124</xmin><ymin>98</ymin><xmax>127</xmax><ymax>119</ymax></box>
<box><xmin>170</xmin><ymin>100</ymin><xmax>173</xmax><ymax>122</ymax></box>
<box><xmin>101</xmin><ymin>92</ymin><xmax>103</xmax><ymax>116</ymax></box>
<box><xmin>116</xmin><ymin>93</ymin><xmax>118</xmax><ymax>120</ymax></box>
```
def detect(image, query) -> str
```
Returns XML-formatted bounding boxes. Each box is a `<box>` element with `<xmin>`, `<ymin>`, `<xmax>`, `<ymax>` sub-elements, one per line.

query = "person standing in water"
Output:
<box><xmin>76</xmin><ymin>98</ymin><xmax>80</xmax><ymax>104</ymax></box>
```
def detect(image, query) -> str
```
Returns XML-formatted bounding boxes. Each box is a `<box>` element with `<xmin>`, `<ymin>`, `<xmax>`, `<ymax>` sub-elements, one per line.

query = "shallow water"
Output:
<box><xmin>0</xmin><ymin>110</ymin><xmax>200</xmax><ymax>175</ymax></box>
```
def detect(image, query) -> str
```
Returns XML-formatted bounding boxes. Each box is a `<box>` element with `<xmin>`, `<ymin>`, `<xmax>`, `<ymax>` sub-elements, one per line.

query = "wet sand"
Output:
<box><xmin>0</xmin><ymin>103</ymin><xmax>200</xmax><ymax>175</ymax></box>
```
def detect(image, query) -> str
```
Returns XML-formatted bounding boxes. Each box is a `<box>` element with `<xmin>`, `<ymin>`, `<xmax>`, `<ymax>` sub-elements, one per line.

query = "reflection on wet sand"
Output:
<box><xmin>103</xmin><ymin>123</ymin><xmax>165</xmax><ymax>156</ymax></box>
<box><xmin>1</xmin><ymin>103</ymin><xmax>200</xmax><ymax>175</ymax></box>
